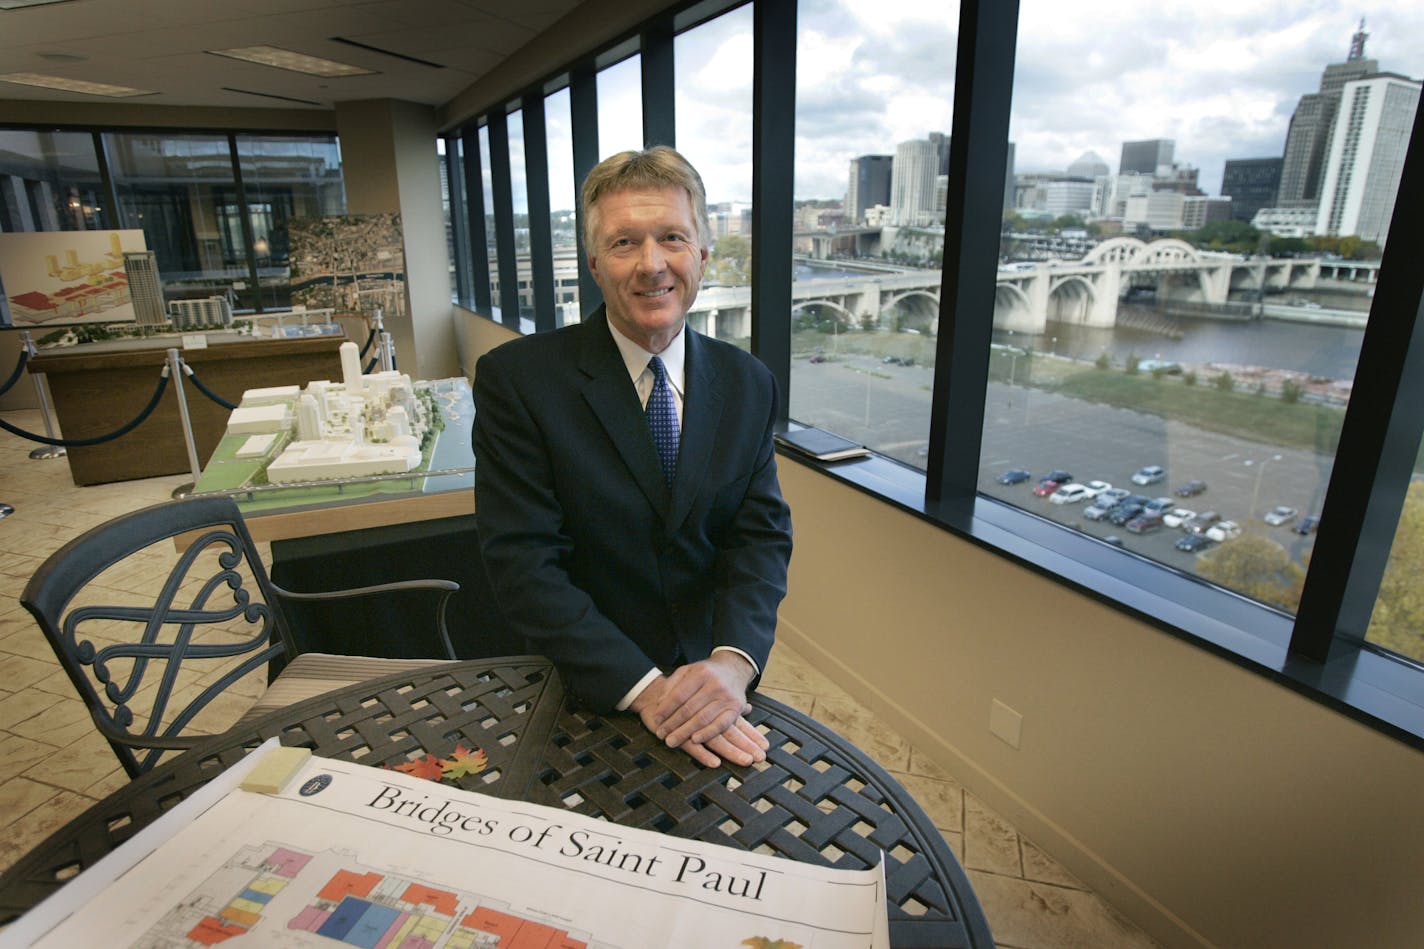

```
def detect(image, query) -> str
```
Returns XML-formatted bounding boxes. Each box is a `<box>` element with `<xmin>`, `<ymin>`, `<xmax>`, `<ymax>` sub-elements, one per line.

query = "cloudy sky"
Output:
<box><xmin>528</xmin><ymin>0</ymin><xmax>1424</xmax><ymax>211</ymax></box>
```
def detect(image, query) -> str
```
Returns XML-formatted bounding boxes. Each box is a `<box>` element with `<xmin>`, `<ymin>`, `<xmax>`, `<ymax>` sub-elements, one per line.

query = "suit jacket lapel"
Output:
<box><xmin>668</xmin><ymin>328</ymin><xmax>723</xmax><ymax>532</ymax></box>
<box><xmin>577</xmin><ymin>308</ymin><xmax>668</xmax><ymax>513</ymax></box>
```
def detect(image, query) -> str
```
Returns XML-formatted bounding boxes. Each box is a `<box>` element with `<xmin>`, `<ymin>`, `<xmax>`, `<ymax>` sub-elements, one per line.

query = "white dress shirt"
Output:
<box><xmin>605</xmin><ymin>319</ymin><xmax>759</xmax><ymax>711</ymax></box>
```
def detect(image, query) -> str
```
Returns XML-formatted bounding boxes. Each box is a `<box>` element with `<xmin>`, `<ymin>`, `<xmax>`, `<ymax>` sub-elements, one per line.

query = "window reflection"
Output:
<box><xmin>0</xmin><ymin>129</ymin><xmax>106</xmax><ymax>232</ymax></box>
<box><xmin>106</xmin><ymin>132</ymin><xmax>246</xmax><ymax>309</ymax></box>
<box><xmin>234</xmin><ymin>134</ymin><xmax>345</xmax><ymax>310</ymax></box>
<box><xmin>788</xmin><ymin>0</ymin><xmax>959</xmax><ymax>467</ymax></box>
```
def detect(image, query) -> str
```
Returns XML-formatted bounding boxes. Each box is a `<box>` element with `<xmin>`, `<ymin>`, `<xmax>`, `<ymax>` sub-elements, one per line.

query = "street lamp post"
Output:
<box><xmin>1244</xmin><ymin>453</ymin><xmax>1283</xmax><ymax>521</ymax></box>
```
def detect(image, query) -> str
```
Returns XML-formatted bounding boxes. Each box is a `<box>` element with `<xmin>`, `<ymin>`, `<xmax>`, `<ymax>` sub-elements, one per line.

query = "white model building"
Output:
<box><xmin>227</xmin><ymin>349</ymin><xmax>431</xmax><ymax>484</ymax></box>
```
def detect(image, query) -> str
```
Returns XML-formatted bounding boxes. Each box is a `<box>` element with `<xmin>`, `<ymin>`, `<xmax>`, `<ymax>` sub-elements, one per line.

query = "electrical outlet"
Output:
<box><xmin>990</xmin><ymin>698</ymin><xmax>1023</xmax><ymax>749</ymax></box>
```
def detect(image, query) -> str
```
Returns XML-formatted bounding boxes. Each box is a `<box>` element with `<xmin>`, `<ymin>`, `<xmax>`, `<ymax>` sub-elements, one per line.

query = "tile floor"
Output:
<box><xmin>0</xmin><ymin>406</ymin><xmax>1161</xmax><ymax>948</ymax></box>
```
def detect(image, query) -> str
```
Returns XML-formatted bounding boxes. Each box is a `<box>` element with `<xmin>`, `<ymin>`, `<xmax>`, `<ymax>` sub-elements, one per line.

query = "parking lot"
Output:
<box><xmin>788</xmin><ymin>355</ymin><xmax>1328</xmax><ymax>566</ymax></box>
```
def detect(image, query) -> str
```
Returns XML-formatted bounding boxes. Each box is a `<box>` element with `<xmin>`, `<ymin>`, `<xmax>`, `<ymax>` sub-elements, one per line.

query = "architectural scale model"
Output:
<box><xmin>227</xmin><ymin>340</ymin><xmax>433</xmax><ymax>484</ymax></box>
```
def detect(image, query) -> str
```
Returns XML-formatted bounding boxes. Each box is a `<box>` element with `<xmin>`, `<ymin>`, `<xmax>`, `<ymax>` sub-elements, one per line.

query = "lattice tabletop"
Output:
<box><xmin>0</xmin><ymin>657</ymin><xmax>992</xmax><ymax>947</ymax></box>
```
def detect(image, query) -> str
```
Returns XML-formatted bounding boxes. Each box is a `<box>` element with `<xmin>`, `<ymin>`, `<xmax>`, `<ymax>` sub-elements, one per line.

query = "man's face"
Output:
<box><xmin>587</xmin><ymin>186</ymin><xmax>708</xmax><ymax>354</ymax></box>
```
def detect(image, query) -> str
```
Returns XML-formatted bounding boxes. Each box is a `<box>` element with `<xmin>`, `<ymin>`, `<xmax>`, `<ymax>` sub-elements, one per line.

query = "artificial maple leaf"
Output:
<box><xmin>388</xmin><ymin>754</ymin><xmax>446</xmax><ymax>781</ymax></box>
<box><xmin>440</xmin><ymin>743</ymin><xmax>489</xmax><ymax>780</ymax></box>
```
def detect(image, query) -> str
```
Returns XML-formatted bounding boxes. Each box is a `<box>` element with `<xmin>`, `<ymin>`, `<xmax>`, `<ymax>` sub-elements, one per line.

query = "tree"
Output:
<box><xmin>708</xmin><ymin>234</ymin><xmax>751</xmax><ymax>283</ymax></box>
<box><xmin>1190</xmin><ymin>219</ymin><xmax>1259</xmax><ymax>253</ymax></box>
<box><xmin>1196</xmin><ymin>533</ymin><xmax>1304</xmax><ymax>612</ymax></box>
<box><xmin>1366</xmin><ymin>481</ymin><xmax>1424</xmax><ymax>664</ymax></box>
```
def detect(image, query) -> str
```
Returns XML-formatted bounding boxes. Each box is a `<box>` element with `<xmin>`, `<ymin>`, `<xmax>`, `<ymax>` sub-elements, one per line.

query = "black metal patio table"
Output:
<box><xmin>0</xmin><ymin>656</ymin><xmax>993</xmax><ymax>948</ymax></box>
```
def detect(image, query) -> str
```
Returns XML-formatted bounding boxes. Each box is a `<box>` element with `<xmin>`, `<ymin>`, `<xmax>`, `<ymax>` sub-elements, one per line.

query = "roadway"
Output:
<box><xmin>787</xmin><ymin>354</ymin><xmax>1328</xmax><ymax>566</ymax></box>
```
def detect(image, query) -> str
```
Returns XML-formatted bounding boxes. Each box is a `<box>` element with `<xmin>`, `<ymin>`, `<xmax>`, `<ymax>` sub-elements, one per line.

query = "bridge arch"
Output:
<box><xmin>1046</xmin><ymin>275</ymin><xmax>1098</xmax><ymax>323</ymax></box>
<box><xmin>1138</xmin><ymin>238</ymin><xmax>1202</xmax><ymax>265</ymax></box>
<box><xmin>883</xmin><ymin>289</ymin><xmax>941</xmax><ymax>334</ymax></box>
<box><xmin>1082</xmin><ymin>236</ymin><xmax>1148</xmax><ymax>264</ymax></box>
<box><xmin>792</xmin><ymin>299</ymin><xmax>857</xmax><ymax>326</ymax></box>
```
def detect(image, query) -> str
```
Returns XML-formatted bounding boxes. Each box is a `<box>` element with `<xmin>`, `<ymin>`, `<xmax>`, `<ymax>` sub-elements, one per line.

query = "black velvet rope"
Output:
<box><xmin>359</xmin><ymin>324</ymin><xmax>378</xmax><ymax>359</ymax></box>
<box><xmin>364</xmin><ymin>356</ymin><xmax>378</xmax><ymax>374</ymax></box>
<box><xmin>0</xmin><ymin>373</ymin><xmax>170</xmax><ymax>447</ymax></box>
<box><xmin>0</xmin><ymin>348</ymin><xmax>27</xmax><ymax>398</ymax></box>
<box><xmin>183</xmin><ymin>366</ymin><xmax>238</xmax><ymax>410</ymax></box>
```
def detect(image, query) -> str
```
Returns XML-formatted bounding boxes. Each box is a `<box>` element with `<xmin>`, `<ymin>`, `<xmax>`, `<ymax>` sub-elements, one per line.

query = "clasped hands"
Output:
<box><xmin>628</xmin><ymin>651</ymin><xmax>770</xmax><ymax>768</ymax></box>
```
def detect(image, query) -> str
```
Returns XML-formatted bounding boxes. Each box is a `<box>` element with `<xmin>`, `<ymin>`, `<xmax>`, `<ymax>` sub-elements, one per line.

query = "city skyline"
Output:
<box><xmin>521</xmin><ymin>1</ymin><xmax>1424</xmax><ymax>218</ymax></box>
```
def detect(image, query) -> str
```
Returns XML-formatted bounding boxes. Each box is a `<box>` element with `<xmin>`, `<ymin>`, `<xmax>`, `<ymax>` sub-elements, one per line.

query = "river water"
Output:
<box><xmin>993</xmin><ymin>305</ymin><xmax>1366</xmax><ymax>381</ymax></box>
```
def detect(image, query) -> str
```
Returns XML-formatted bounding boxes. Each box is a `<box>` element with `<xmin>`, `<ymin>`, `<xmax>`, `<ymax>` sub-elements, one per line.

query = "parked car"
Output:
<box><xmin>997</xmin><ymin>468</ymin><xmax>1032</xmax><ymax>485</ymax></box>
<box><xmin>1206</xmin><ymin>520</ymin><xmax>1242</xmax><ymax>542</ymax></box>
<box><xmin>1174</xmin><ymin>479</ymin><xmax>1208</xmax><ymax>497</ymax></box>
<box><xmin>1033</xmin><ymin>470</ymin><xmax>1073</xmax><ymax>497</ymax></box>
<box><xmin>1130</xmin><ymin>465</ymin><xmax>1166</xmax><ymax>486</ymax></box>
<box><xmin>1049</xmin><ymin>483</ymin><xmax>1091</xmax><ymax>504</ymax></box>
<box><xmin>1125</xmin><ymin>511</ymin><xmax>1164</xmax><ymax>534</ymax></box>
<box><xmin>1264</xmin><ymin>505</ymin><xmax>1298</xmax><ymax>526</ymax></box>
<box><xmin>1108</xmin><ymin>497</ymin><xmax>1151</xmax><ymax>526</ymax></box>
<box><xmin>1143</xmin><ymin>496</ymin><xmax>1176</xmax><ymax>514</ymax></box>
<box><xmin>1184</xmin><ymin>511</ymin><xmax>1222</xmax><ymax>535</ymax></box>
<box><xmin>1162</xmin><ymin>508</ymin><xmax>1197</xmax><ymax>529</ymax></box>
<box><xmin>1081</xmin><ymin>479</ymin><xmax>1112</xmax><ymax>498</ymax></box>
<box><xmin>1293</xmin><ymin>515</ymin><xmax>1322</xmax><ymax>535</ymax></box>
<box><xmin>1175</xmin><ymin>533</ymin><xmax>1216</xmax><ymax>553</ymax></box>
<box><xmin>1083</xmin><ymin>489</ymin><xmax>1129</xmax><ymax>520</ymax></box>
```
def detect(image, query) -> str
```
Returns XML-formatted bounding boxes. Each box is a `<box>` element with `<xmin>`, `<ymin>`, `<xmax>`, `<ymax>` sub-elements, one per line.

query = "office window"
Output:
<box><xmin>234</xmin><ymin>134</ymin><xmax>345</xmax><ymax>310</ymax></box>
<box><xmin>970</xmin><ymin>3</ymin><xmax>1421</xmax><ymax>619</ymax></box>
<box><xmin>105</xmin><ymin>132</ymin><xmax>245</xmax><ymax>308</ymax></box>
<box><xmin>598</xmin><ymin>55</ymin><xmax>644</xmax><ymax>157</ymax></box>
<box><xmin>788</xmin><ymin>0</ymin><xmax>959</xmax><ymax>466</ymax></box>
<box><xmin>676</xmin><ymin>3</ymin><xmax>754</xmax><ymax>347</ymax></box>
<box><xmin>545</xmin><ymin>87</ymin><xmax>581</xmax><ymax>323</ymax></box>
<box><xmin>507</xmin><ymin>109</ymin><xmax>534</xmax><ymax>322</ymax></box>
<box><xmin>0</xmin><ymin>129</ymin><xmax>105</xmax><ymax>233</ymax></box>
<box><xmin>478</xmin><ymin>124</ymin><xmax>498</xmax><ymax>315</ymax></box>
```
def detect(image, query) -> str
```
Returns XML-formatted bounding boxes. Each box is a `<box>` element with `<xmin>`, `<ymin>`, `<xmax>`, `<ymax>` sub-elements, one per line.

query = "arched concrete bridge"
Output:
<box><xmin>686</xmin><ymin>239</ymin><xmax>1323</xmax><ymax>339</ymax></box>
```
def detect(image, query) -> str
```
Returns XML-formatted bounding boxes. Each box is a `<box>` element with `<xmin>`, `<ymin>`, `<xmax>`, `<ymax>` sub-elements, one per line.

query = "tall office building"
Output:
<box><xmin>1315</xmin><ymin>73</ymin><xmax>1421</xmax><ymax>245</ymax></box>
<box><xmin>1119</xmin><ymin>139</ymin><xmax>1173</xmax><ymax>175</ymax></box>
<box><xmin>846</xmin><ymin>155</ymin><xmax>892</xmax><ymax>225</ymax></box>
<box><xmin>890</xmin><ymin>138</ymin><xmax>941</xmax><ymax>226</ymax></box>
<box><xmin>122</xmin><ymin>251</ymin><xmax>166</xmax><ymax>327</ymax></box>
<box><xmin>1221</xmin><ymin>158</ymin><xmax>1283</xmax><ymax>222</ymax></box>
<box><xmin>927</xmin><ymin>131</ymin><xmax>951</xmax><ymax>176</ymax></box>
<box><xmin>1276</xmin><ymin>20</ymin><xmax>1377</xmax><ymax>206</ymax></box>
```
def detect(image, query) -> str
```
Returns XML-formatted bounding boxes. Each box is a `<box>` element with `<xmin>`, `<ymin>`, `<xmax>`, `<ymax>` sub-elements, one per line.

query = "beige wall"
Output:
<box><xmin>454</xmin><ymin>306</ymin><xmax>520</xmax><ymax>379</ymax></box>
<box><xmin>773</xmin><ymin>459</ymin><xmax>1424</xmax><ymax>949</ymax></box>
<box><xmin>335</xmin><ymin>99</ymin><xmax>458</xmax><ymax>383</ymax></box>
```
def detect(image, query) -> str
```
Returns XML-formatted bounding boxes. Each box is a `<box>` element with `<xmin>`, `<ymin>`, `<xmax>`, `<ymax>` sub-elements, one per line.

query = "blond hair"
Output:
<box><xmin>581</xmin><ymin>145</ymin><xmax>711</xmax><ymax>249</ymax></box>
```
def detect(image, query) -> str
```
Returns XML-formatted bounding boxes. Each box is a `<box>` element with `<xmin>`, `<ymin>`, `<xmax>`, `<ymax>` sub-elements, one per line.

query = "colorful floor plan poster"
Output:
<box><xmin>13</xmin><ymin>753</ymin><xmax>888</xmax><ymax>949</ymax></box>
<box><xmin>0</xmin><ymin>229</ymin><xmax>147</xmax><ymax>327</ymax></box>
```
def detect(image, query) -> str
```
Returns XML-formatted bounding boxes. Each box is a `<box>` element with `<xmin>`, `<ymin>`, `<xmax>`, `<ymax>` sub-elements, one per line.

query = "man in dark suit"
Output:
<box><xmin>473</xmin><ymin>146</ymin><xmax>793</xmax><ymax>768</ymax></box>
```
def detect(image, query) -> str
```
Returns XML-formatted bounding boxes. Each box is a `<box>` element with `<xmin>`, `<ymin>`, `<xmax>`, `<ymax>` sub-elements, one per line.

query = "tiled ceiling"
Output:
<box><xmin>0</xmin><ymin>0</ymin><xmax>587</xmax><ymax>109</ymax></box>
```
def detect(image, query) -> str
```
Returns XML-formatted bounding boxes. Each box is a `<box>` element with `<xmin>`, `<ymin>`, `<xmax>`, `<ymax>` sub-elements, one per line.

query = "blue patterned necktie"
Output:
<box><xmin>645</xmin><ymin>355</ymin><xmax>679</xmax><ymax>486</ymax></box>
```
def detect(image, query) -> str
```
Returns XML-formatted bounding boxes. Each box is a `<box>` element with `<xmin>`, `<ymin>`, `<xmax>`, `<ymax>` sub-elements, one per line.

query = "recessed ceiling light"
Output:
<box><xmin>208</xmin><ymin>46</ymin><xmax>376</xmax><ymax>78</ymax></box>
<box><xmin>0</xmin><ymin>72</ymin><xmax>154</xmax><ymax>97</ymax></box>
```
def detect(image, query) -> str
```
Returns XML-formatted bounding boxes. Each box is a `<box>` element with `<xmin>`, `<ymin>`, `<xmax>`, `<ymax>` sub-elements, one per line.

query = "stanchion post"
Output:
<box><xmin>20</xmin><ymin>331</ymin><xmax>66</xmax><ymax>461</ymax></box>
<box><xmin>167</xmin><ymin>349</ymin><xmax>202</xmax><ymax>499</ymax></box>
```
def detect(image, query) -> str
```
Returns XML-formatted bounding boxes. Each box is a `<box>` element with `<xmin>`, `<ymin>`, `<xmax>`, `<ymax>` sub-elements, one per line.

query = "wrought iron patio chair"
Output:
<box><xmin>20</xmin><ymin>495</ymin><xmax>461</xmax><ymax>778</ymax></box>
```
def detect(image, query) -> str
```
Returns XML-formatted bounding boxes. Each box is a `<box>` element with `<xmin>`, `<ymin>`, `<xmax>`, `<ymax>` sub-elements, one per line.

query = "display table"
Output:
<box><xmin>0</xmin><ymin>658</ymin><xmax>994</xmax><ymax>948</ymax></box>
<box><xmin>27</xmin><ymin>332</ymin><xmax>346</xmax><ymax>485</ymax></box>
<box><xmin>189</xmin><ymin>376</ymin><xmax>475</xmax><ymax>544</ymax></box>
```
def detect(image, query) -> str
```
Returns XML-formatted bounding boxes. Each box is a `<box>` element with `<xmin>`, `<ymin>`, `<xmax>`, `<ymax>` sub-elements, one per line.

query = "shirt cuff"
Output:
<box><xmin>615</xmin><ymin>667</ymin><xmax>663</xmax><ymax>712</ymax></box>
<box><xmin>711</xmin><ymin>645</ymin><xmax>760</xmax><ymax>678</ymax></box>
